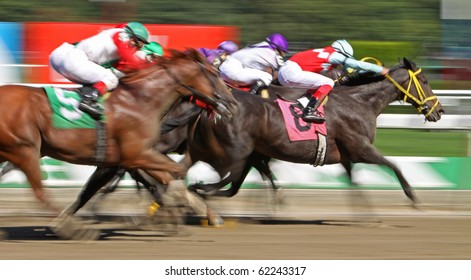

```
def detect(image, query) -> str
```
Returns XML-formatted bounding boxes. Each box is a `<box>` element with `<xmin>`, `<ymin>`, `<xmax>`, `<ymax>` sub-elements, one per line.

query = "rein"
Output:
<box><xmin>162</xmin><ymin>60</ymin><xmax>227</xmax><ymax>112</ymax></box>
<box><xmin>385</xmin><ymin>68</ymin><xmax>439</xmax><ymax>117</ymax></box>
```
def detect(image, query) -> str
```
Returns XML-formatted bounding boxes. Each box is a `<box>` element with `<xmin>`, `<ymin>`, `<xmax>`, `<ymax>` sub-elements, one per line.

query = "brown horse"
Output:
<box><xmin>184</xmin><ymin>57</ymin><xmax>444</xmax><ymax>204</ymax></box>
<box><xmin>0</xmin><ymin>49</ymin><xmax>236</xmax><ymax>217</ymax></box>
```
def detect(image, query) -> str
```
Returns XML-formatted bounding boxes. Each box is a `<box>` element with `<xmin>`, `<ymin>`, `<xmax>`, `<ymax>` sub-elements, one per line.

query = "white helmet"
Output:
<box><xmin>332</xmin><ymin>39</ymin><xmax>353</xmax><ymax>58</ymax></box>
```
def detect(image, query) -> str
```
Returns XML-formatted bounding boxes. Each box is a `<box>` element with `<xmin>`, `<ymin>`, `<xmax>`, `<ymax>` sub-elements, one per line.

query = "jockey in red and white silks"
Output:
<box><xmin>49</xmin><ymin>22</ymin><xmax>151</xmax><ymax>119</ymax></box>
<box><xmin>278</xmin><ymin>39</ymin><xmax>388</xmax><ymax>123</ymax></box>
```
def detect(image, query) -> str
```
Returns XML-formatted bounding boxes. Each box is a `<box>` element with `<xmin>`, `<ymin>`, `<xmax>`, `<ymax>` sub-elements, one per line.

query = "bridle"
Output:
<box><xmin>162</xmin><ymin>59</ymin><xmax>230</xmax><ymax>114</ymax></box>
<box><xmin>385</xmin><ymin>68</ymin><xmax>439</xmax><ymax>118</ymax></box>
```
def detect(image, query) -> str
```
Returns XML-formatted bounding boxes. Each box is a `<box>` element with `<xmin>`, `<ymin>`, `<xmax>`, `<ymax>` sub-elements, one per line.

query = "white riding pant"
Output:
<box><xmin>278</xmin><ymin>61</ymin><xmax>335</xmax><ymax>89</ymax></box>
<box><xmin>219</xmin><ymin>57</ymin><xmax>273</xmax><ymax>86</ymax></box>
<box><xmin>49</xmin><ymin>43</ymin><xmax>119</xmax><ymax>90</ymax></box>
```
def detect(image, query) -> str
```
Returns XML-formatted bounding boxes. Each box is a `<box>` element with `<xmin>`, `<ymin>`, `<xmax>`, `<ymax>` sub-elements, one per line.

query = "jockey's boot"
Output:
<box><xmin>78</xmin><ymin>86</ymin><xmax>102</xmax><ymax>120</ymax></box>
<box><xmin>301</xmin><ymin>97</ymin><xmax>325</xmax><ymax>124</ymax></box>
<box><xmin>249</xmin><ymin>79</ymin><xmax>267</xmax><ymax>95</ymax></box>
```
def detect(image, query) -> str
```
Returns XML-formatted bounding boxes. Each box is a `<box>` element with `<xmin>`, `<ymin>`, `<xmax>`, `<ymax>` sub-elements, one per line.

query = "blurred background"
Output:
<box><xmin>0</xmin><ymin>0</ymin><xmax>470</xmax><ymax>190</ymax></box>
<box><xmin>1</xmin><ymin>0</ymin><xmax>470</xmax><ymax>88</ymax></box>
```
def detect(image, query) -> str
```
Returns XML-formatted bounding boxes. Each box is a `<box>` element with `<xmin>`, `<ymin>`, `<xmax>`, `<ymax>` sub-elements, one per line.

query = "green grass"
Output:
<box><xmin>374</xmin><ymin>129</ymin><xmax>469</xmax><ymax>157</ymax></box>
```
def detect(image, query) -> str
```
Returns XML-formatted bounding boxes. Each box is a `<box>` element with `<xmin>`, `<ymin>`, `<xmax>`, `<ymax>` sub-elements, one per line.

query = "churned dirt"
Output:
<box><xmin>0</xmin><ymin>188</ymin><xmax>470</xmax><ymax>260</ymax></box>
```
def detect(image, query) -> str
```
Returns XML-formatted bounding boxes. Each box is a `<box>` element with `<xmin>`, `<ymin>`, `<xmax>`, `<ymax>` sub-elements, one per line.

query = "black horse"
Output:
<box><xmin>183</xmin><ymin>57</ymin><xmax>444</xmax><ymax>202</ymax></box>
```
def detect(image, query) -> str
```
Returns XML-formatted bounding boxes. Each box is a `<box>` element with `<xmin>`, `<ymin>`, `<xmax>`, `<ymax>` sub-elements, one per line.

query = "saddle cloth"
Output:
<box><xmin>44</xmin><ymin>86</ymin><xmax>104</xmax><ymax>129</ymax></box>
<box><xmin>275</xmin><ymin>98</ymin><xmax>327</xmax><ymax>142</ymax></box>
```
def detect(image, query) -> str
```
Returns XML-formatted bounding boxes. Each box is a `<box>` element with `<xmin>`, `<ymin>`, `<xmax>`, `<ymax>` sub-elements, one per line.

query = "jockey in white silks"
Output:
<box><xmin>219</xmin><ymin>33</ymin><xmax>289</xmax><ymax>95</ymax></box>
<box><xmin>49</xmin><ymin>22</ymin><xmax>153</xmax><ymax>119</ymax></box>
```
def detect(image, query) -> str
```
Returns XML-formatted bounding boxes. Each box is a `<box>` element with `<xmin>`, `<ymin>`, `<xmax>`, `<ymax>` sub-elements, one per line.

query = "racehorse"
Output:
<box><xmin>0</xmin><ymin>49</ymin><xmax>236</xmax><ymax>237</ymax></box>
<box><xmin>56</xmin><ymin>57</ymin><xmax>443</xmax><ymax>220</ymax></box>
<box><xmin>184</xmin><ymin>57</ymin><xmax>444</xmax><ymax>203</ymax></box>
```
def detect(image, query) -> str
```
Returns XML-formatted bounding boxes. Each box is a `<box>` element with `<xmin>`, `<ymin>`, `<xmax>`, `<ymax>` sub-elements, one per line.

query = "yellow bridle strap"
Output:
<box><xmin>360</xmin><ymin>57</ymin><xmax>383</xmax><ymax>66</ymax></box>
<box><xmin>334</xmin><ymin>57</ymin><xmax>383</xmax><ymax>83</ymax></box>
<box><xmin>385</xmin><ymin>68</ymin><xmax>438</xmax><ymax>117</ymax></box>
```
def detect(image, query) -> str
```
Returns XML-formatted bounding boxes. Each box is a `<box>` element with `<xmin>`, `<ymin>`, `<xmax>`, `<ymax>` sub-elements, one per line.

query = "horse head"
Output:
<box><xmin>386</xmin><ymin>57</ymin><xmax>444</xmax><ymax>122</ymax></box>
<box><xmin>122</xmin><ymin>49</ymin><xmax>237</xmax><ymax>120</ymax></box>
<box><xmin>163</xmin><ymin>48</ymin><xmax>237</xmax><ymax>119</ymax></box>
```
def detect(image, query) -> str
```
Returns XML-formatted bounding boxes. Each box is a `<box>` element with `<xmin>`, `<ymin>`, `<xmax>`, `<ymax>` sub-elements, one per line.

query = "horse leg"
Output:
<box><xmin>250</xmin><ymin>155</ymin><xmax>284</xmax><ymax>204</ymax></box>
<box><xmin>5</xmin><ymin>149</ymin><xmax>60</xmax><ymax>213</ymax></box>
<box><xmin>178</xmin><ymin>150</ymin><xmax>194</xmax><ymax>175</ymax></box>
<box><xmin>345</xmin><ymin>141</ymin><xmax>417</xmax><ymax>204</ymax></box>
<box><xmin>163</xmin><ymin>179</ymin><xmax>224</xmax><ymax>226</ymax></box>
<box><xmin>250</xmin><ymin>154</ymin><xmax>279</xmax><ymax>190</ymax></box>
<box><xmin>51</xmin><ymin>166</ymin><xmax>123</xmax><ymax>241</ymax></box>
<box><xmin>122</xmin><ymin>149</ymin><xmax>185</xmax><ymax>184</ymax></box>
<box><xmin>191</xmin><ymin>160</ymin><xmax>249</xmax><ymax>197</ymax></box>
<box><xmin>0</xmin><ymin>162</ymin><xmax>18</xmax><ymax>180</ymax></box>
<box><xmin>141</xmin><ymin>168</ymin><xmax>224</xmax><ymax>227</ymax></box>
<box><xmin>371</xmin><ymin>157</ymin><xmax>415</xmax><ymax>203</ymax></box>
<box><xmin>123</xmin><ymin>150</ymin><xmax>223</xmax><ymax>226</ymax></box>
<box><xmin>129</xmin><ymin>169</ymin><xmax>224</xmax><ymax>227</ymax></box>
<box><xmin>210</xmin><ymin>156</ymin><xmax>271</xmax><ymax>197</ymax></box>
<box><xmin>101</xmin><ymin>168</ymin><xmax>127</xmax><ymax>194</ymax></box>
<box><xmin>208</xmin><ymin>154</ymin><xmax>278</xmax><ymax>198</ymax></box>
<box><xmin>340</xmin><ymin>161</ymin><xmax>376</xmax><ymax>218</ymax></box>
<box><xmin>62</xmin><ymin>166</ymin><xmax>123</xmax><ymax>216</ymax></box>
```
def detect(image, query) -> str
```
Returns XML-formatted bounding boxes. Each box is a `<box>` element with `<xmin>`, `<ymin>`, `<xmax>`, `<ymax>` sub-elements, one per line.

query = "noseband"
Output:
<box><xmin>385</xmin><ymin>68</ymin><xmax>439</xmax><ymax>117</ymax></box>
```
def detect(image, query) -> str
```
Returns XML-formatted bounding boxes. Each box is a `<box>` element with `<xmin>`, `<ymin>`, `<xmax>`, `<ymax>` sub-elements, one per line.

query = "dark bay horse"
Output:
<box><xmin>0</xmin><ymin>49</ymin><xmax>236</xmax><ymax>220</ymax></box>
<box><xmin>184</xmin><ymin>58</ymin><xmax>444</xmax><ymax>203</ymax></box>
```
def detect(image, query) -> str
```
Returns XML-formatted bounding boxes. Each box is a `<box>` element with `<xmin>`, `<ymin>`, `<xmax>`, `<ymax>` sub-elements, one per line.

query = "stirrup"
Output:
<box><xmin>301</xmin><ymin>110</ymin><xmax>325</xmax><ymax>124</ymax></box>
<box><xmin>79</xmin><ymin>102</ymin><xmax>102</xmax><ymax>120</ymax></box>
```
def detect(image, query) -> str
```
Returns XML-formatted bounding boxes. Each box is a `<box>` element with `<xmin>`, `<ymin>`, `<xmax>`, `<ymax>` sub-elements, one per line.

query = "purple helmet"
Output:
<box><xmin>265</xmin><ymin>33</ymin><xmax>289</xmax><ymax>53</ymax></box>
<box><xmin>217</xmin><ymin>40</ymin><xmax>239</xmax><ymax>54</ymax></box>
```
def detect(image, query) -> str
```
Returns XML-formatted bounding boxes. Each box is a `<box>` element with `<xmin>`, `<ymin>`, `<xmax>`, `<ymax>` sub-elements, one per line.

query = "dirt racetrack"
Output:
<box><xmin>0</xmin><ymin>188</ymin><xmax>470</xmax><ymax>260</ymax></box>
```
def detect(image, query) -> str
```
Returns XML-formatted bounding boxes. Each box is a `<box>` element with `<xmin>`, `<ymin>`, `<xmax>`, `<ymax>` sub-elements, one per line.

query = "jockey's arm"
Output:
<box><xmin>330</xmin><ymin>52</ymin><xmax>385</xmax><ymax>75</ymax></box>
<box><xmin>112</xmin><ymin>32</ymin><xmax>148</xmax><ymax>70</ymax></box>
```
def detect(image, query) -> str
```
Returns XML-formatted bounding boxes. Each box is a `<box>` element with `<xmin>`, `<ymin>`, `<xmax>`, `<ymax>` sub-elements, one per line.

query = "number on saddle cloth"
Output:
<box><xmin>43</xmin><ymin>86</ymin><xmax>105</xmax><ymax>129</ymax></box>
<box><xmin>276</xmin><ymin>98</ymin><xmax>327</xmax><ymax>142</ymax></box>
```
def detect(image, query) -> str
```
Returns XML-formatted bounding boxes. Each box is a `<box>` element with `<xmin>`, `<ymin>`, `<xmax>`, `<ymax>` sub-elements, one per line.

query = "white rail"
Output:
<box><xmin>0</xmin><ymin>83</ymin><xmax>468</xmax><ymax>130</ymax></box>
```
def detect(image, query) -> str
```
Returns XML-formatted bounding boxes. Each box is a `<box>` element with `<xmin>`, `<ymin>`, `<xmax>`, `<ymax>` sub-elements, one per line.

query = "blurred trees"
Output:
<box><xmin>0</xmin><ymin>0</ymin><xmax>445</xmax><ymax>68</ymax></box>
<box><xmin>0</xmin><ymin>0</ymin><xmax>440</xmax><ymax>48</ymax></box>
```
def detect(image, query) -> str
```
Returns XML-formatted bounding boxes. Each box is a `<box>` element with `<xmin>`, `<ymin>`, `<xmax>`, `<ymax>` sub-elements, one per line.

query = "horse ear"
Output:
<box><xmin>190</xmin><ymin>48</ymin><xmax>203</xmax><ymax>60</ymax></box>
<box><xmin>402</xmin><ymin>57</ymin><xmax>417</xmax><ymax>70</ymax></box>
<box><xmin>168</xmin><ymin>49</ymin><xmax>180</xmax><ymax>58</ymax></box>
<box><xmin>184</xmin><ymin>48</ymin><xmax>202</xmax><ymax>62</ymax></box>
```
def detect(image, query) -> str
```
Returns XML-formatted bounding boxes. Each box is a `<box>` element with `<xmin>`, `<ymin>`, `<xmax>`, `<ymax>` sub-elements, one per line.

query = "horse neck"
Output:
<box><xmin>352</xmin><ymin>78</ymin><xmax>402</xmax><ymax>117</ymax></box>
<box><xmin>123</xmin><ymin>64</ymin><xmax>189</xmax><ymax>110</ymax></box>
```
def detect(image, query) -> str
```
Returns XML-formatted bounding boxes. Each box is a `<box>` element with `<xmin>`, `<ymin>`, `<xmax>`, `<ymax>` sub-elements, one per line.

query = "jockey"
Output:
<box><xmin>278</xmin><ymin>39</ymin><xmax>389</xmax><ymax>123</ymax></box>
<box><xmin>197</xmin><ymin>40</ymin><xmax>239</xmax><ymax>69</ymax></box>
<box><xmin>219</xmin><ymin>33</ymin><xmax>288</xmax><ymax>95</ymax></box>
<box><xmin>49</xmin><ymin>22</ymin><xmax>152</xmax><ymax>119</ymax></box>
<box><xmin>139</xmin><ymin>41</ymin><xmax>164</xmax><ymax>61</ymax></box>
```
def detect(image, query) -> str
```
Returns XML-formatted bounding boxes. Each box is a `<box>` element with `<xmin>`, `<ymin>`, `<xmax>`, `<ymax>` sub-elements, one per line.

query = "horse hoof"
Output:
<box><xmin>202</xmin><ymin>216</ymin><xmax>224</xmax><ymax>227</ymax></box>
<box><xmin>0</xmin><ymin>230</ymin><xmax>8</xmax><ymax>241</ymax></box>
<box><xmin>52</xmin><ymin>226</ymin><xmax>101</xmax><ymax>241</ymax></box>
<box><xmin>51</xmin><ymin>215</ymin><xmax>101</xmax><ymax>240</ymax></box>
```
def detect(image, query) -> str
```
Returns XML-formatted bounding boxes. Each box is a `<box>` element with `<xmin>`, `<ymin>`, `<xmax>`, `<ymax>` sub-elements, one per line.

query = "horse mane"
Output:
<box><xmin>338</xmin><ymin>72</ymin><xmax>385</xmax><ymax>86</ymax></box>
<box><xmin>120</xmin><ymin>48</ymin><xmax>212</xmax><ymax>85</ymax></box>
